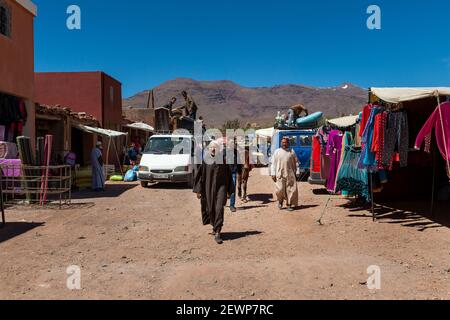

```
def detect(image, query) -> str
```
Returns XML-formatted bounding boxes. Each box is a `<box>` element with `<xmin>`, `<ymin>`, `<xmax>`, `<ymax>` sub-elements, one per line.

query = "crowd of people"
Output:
<box><xmin>194</xmin><ymin>136</ymin><xmax>299</xmax><ymax>245</ymax></box>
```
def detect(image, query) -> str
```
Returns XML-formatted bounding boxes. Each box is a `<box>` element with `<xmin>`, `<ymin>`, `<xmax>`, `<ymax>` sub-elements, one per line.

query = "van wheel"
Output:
<box><xmin>141</xmin><ymin>181</ymin><xmax>148</xmax><ymax>188</ymax></box>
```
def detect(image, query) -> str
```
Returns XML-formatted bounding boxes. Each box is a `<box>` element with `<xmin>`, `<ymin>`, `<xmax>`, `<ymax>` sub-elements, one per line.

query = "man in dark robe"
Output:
<box><xmin>193</xmin><ymin>141</ymin><xmax>234</xmax><ymax>244</ymax></box>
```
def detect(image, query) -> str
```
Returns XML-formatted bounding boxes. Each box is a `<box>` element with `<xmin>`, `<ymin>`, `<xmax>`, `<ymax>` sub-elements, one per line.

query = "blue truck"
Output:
<box><xmin>269</xmin><ymin>129</ymin><xmax>315</xmax><ymax>179</ymax></box>
<box><xmin>269</xmin><ymin>111</ymin><xmax>325</xmax><ymax>179</ymax></box>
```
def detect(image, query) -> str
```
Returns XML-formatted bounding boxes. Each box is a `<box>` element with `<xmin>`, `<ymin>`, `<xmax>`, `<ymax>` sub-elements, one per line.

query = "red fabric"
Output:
<box><xmin>311</xmin><ymin>136</ymin><xmax>321</xmax><ymax>173</ymax></box>
<box><xmin>359</xmin><ymin>104</ymin><xmax>372</xmax><ymax>137</ymax></box>
<box><xmin>371</xmin><ymin>112</ymin><xmax>387</xmax><ymax>170</ymax></box>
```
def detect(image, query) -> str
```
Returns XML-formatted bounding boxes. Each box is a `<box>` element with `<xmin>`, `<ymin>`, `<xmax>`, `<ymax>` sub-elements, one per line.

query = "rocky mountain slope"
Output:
<box><xmin>123</xmin><ymin>78</ymin><xmax>367</xmax><ymax>127</ymax></box>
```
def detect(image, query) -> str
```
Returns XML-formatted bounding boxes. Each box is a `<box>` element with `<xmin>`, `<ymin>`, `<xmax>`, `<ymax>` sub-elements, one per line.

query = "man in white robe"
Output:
<box><xmin>271</xmin><ymin>137</ymin><xmax>299</xmax><ymax>211</ymax></box>
<box><xmin>91</xmin><ymin>141</ymin><xmax>105</xmax><ymax>192</ymax></box>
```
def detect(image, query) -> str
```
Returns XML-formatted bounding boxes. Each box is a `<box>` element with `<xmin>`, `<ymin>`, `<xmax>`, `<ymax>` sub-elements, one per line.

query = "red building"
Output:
<box><xmin>35</xmin><ymin>72</ymin><xmax>123</xmax><ymax>131</ymax></box>
<box><xmin>0</xmin><ymin>0</ymin><xmax>37</xmax><ymax>144</ymax></box>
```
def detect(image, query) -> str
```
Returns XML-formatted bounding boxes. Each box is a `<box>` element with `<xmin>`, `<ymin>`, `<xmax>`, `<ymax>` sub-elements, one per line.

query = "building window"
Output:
<box><xmin>0</xmin><ymin>0</ymin><xmax>12</xmax><ymax>38</ymax></box>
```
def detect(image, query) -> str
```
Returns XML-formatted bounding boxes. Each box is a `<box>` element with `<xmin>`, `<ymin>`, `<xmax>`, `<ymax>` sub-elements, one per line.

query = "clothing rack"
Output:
<box><xmin>368</xmin><ymin>89</ymin><xmax>449</xmax><ymax>220</ymax></box>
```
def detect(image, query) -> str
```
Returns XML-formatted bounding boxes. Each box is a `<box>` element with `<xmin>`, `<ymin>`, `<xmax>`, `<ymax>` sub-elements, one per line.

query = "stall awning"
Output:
<box><xmin>327</xmin><ymin>115</ymin><xmax>359</xmax><ymax>128</ymax></box>
<box><xmin>125</xmin><ymin>122</ymin><xmax>154</xmax><ymax>132</ymax></box>
<box><xmin>371</xmin><ymin>87</ymin><xmax>450</xmax><ymax>104</ymax></box>
<box><xmin>255</xmin><ymin>127</ymin><xmax>275</xmax><ymax>139</ymax></box>
<box><xmin>77</xmin><ymin>125</ymin><xmax>128</xmax><ymax>137</ymax></box>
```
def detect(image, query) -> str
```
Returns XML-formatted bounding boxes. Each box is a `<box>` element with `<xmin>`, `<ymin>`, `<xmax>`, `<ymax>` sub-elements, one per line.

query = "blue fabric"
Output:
<box><xmin>229</xmin><ymin>170</ymin><xmax>237</xmax><ymax>207</ymax></box>
<box><xmin>359</xmin><ymin>106</ymin><xmax>382</xmax><ymax>170</ymax></box>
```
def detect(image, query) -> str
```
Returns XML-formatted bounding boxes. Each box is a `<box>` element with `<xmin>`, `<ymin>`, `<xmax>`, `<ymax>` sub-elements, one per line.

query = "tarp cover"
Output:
<box><xmin>78</xmin><ymin>125</ymin><xmax>128</xmax><ymax>137</ymax></box>
<box><xmin>255</xmin><ymin>127</ymin><xmax>275</xmax><ymax>139</ymax></box>
<box><xmin>327</xmin><ymin>115</ymin><xmax>359</xmax><ymax>128</ymax></box>
<box><xmin>126</xmin><ymin>122</ymin><xmax>155</xmax><ymax>132</ymax></box>
<box><xmin>371</xmin><ymin>87</ymin><xmax>450</xmax><ymax>104</ymax></box>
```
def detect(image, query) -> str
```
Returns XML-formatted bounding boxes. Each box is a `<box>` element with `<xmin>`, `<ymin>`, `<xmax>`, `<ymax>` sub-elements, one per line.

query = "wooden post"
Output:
<box><xmin>371</xmin><ymin>172</ymin><xmax>375</xmax><ymax>222</ymax></box>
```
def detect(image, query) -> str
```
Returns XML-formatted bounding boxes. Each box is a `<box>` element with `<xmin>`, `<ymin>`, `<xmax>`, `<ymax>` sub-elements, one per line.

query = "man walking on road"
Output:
<box><xmin>194</xmin><ymin>141</ymin><xmax>235</xmax><ymax>244</ymax></box>
<box><xmin>271</xmin><ymin>137</ymin><xmax>299</xmax><ymax>211</ymax></box>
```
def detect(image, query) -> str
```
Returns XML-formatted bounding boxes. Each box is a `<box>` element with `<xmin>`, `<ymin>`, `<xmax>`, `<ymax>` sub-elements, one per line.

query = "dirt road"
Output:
<box><xmin>1</xmin><ymin>170</ymin><xmax>450</xmax><ymax>300</ymax></box>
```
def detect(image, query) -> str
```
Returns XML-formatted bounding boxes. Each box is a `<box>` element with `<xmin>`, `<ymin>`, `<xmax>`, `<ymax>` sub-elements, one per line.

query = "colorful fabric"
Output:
<box><xmin>325</xmin><ymin>130</ymin><xmax>344</xmax><ymax>192</ymax></box>
<box><xmin>382</xmin><ymin>110</ymin><xmax>409</xmax><ymax>169</ymax></box>
<box><xmin>335</xmin><ymin>146</ymin><xmax>370</xmax><ymax>201</ymax></box>
<box><xmin>359</xmin><ymin>106</ymin><xmax>383</xmax><ymax>170</ymax></box>
<box><xmin>359</xmin><ymin>104</ymin><xmax>372</xmax><ymax>138</ymax></box>
<box><xmin>311</xmin><ymin>136</ymin><xmax>321</xmax><ymax>173</ymax></box>
<box><xmin>415</xmin><ymin>102</ymin><xmax>450</xmax><ymax>163</ymax></box>
<box><xmin>371</xmin><ymin>111</ymin><xmax>388</xmax><ymax>170</ymax></box>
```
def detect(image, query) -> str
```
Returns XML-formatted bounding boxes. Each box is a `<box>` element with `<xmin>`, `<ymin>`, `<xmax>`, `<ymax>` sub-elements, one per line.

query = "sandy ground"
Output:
<box><xmin>1</xmin><ymin>169</ymin><xmax>450</xmax><ymax>300</ymax></box>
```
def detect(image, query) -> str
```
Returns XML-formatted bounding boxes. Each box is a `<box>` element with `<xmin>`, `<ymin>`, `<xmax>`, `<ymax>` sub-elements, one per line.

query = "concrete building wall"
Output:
<box><xmin>34</xmin><ymin>72</ymin><xmax>104</xmax><ymax>124</ymax></box>
<box><xmin>102</xmin><ymin>73</ymin><xmax>122</xmax><ymax>130</ymax></box>
<box><xmin>0</xmin><ymin>0</ymin><xmax>35</xmax><ymax>99</ymax></box>
<box><xmin>35</xmin><ymin>72</ymin><xmax>123</xmax><ymax>130</ymax></box>
<box><xmin>0</xmin><ymin>0</ymin><xmax>36</xmax><ymax>146</ymax></box>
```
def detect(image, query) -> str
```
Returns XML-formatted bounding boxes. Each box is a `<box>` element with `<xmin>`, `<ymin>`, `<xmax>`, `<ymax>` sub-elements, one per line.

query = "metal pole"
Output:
<box><xmin>370</xmin><ymin>172</ymin><xmax>375</xmax><ymax>222</ymax></box>
<box><xmin>431</xmin><ymin>147</ymin><xmax>437</xmax><ymax>217</ymax></box>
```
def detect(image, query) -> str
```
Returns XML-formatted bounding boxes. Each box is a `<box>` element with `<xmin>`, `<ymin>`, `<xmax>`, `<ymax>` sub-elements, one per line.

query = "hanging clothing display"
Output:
<box><xmin>0</xmin><ymin>93</ymin><xmax>27</xmax><ymax>143</ymax></box>
<box><xmin>311</xmin><ymin>136</ymin><xmax>321</xmax><ymax>173</ymax></box>
<box><xmin>414</xmin><ymin>102</ymin><xmax>450</xmax><ymax>162</ymax></box>
<box><xmin>358</xmin><ymin>104</ymin><xmax>372</xmax><ymax>138</ymax></box>
<box><xmin>325</xmin><ymin>130</ymin><xmax>344</xmax><ymax>192</ymax></box>
<box><xmin>381</xmin><ymin>110</ymin><xmax>409</xmax><ymax>168</ymax></box>
<box><xmin>359</xmin><ymin>106</ymin><xmax>384</xmax><ymax>170</ymax></box>
<box><xmin>336</xmin><ymin>131</ymin><xmax>354</xmax><ymax>196</ymax></box>
<box><xmin>335</xmin><ymin>146</ymin><xmax>370</xmax><ymax>201</ymax></box>
<box><xmin>316</xmin><ymin>126</ymin><xmax>331</xmax><ymax>180</ymax></box>
<box><xmin>371</xmin><ymin>111</ymin><xmax>388</xmax><ymax>170</ymax></box>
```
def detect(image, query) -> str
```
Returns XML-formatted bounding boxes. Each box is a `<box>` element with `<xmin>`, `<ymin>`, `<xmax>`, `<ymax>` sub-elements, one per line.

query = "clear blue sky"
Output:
<box><xmin>34</xmin><ymin>0</ymin><xmax>450</xmax><ymax>98</ymax></box>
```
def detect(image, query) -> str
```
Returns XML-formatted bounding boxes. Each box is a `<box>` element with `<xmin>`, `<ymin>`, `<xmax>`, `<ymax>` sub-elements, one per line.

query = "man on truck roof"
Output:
<box><xmin>287</xmin><ymin>103</ymin><xmax>309</xmax><ymax>127</ymax></box>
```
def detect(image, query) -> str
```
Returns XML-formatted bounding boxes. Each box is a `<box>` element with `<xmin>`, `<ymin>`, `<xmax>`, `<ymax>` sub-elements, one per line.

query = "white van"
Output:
<box><xmin>138</xmin><ymin>134</ymin><xmax>196</xmax><ymax>188</ymax></box>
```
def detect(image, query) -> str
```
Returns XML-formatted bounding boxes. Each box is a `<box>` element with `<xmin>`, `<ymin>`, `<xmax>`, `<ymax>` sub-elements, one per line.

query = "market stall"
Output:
<box><xmin>315</xmin><ymin>87</ymin><xmax>450</xmax><ymax>222</ymax></box>
<box><xmin>77</xmin><ymin>124</ymin><xmax>128</xmax><ymax>177</ymax></box>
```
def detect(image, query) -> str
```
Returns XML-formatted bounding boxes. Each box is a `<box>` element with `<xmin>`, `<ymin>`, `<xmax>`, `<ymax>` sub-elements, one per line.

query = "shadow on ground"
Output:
<box><xmin>237</xmin><ymin>205</ymin><xmax>269</xmax><ymax>211</ymax></box>
<box><xmin>342</xmin><ymin>199</ymin><xmax>450</xmax><ymax>231</ymax></box>
<box><xmin>247</xmin><ymin>193</ymin><xmax>274</xmax><ymax>204</ymax></box>
<box><xmin>312</xmin><ymin>188</ymin><xmax>330</xmax><ymax>195</ymax></box>
<box><xmin>221</xmin><ymin>231</ymin><xmax>262</xmax><ymax>242</ymax></box>
<box><xmin>0</xmin><ymin>222</ymin><xmax>45</xmax><ymax>244</ymax></box>
<box><xmin>71</xmin><ymin>183</ymin><xmax>138</xmax><ymax>199</ymax></box>
<box><xmin>146</xmin><ymin>182</ymin><xmax>189</xmax><ymax>190</ymax></box>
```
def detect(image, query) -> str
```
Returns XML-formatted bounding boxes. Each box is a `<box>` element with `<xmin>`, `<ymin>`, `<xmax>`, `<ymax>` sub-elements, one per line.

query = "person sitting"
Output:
<box><xmin>287</xmin><ymin>103</ymin><xmax>309</xmax><ymax>127</ymax></box>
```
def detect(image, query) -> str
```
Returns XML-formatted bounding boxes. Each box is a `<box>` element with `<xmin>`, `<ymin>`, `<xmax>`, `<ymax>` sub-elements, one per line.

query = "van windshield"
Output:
<box><xmin>144</xmin><ymin>137</ymin><xmax>191</xmax><ymax>155</ymax></box>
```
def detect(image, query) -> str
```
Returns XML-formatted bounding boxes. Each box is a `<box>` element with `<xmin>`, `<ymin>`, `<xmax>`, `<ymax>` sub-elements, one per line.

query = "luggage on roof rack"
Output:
<box><xmin>275</xmin><ymin>112</ymin><xmax>325</xmax><ymax>130</ymax></box>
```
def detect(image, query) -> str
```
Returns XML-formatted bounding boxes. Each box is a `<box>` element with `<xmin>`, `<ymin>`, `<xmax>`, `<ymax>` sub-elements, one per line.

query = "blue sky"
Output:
<box><xmin>34</xmin><ymin>0</ymin><xmax>450</xmax><ymax>98</ymax></box>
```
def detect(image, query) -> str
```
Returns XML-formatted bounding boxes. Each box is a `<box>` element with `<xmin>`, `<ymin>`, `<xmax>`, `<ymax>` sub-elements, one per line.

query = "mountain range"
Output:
<box><xmin>123</xmin><ymin>78</ymin><xmax>368</xmax><ymax>127</ymax></box>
